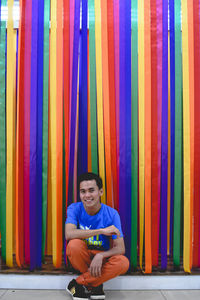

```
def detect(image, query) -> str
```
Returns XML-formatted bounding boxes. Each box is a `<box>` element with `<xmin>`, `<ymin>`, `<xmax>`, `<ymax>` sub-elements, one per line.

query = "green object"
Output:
<box><xmin>89</xmin><ymin>0</ymin><xmax>98</xmax><ymax>174</ymax></box>
<box><xmin>131</xmin><ymin>0</ymin><xmax>138</xmax><ymax>270</ymax></box>
<box><xmin>0</xmin><ymin>0</ymin><xmax>6</xmax><ymax>262</ymax></box>
<box><xmin>173</xmin><ymin>0</ymin><xmax>183</xmax><ymax>267</ymax></box>
<box><xmin>42</xmin><ymin>0</ymin><xmax>50</xmax><ymax>260</ymax></box>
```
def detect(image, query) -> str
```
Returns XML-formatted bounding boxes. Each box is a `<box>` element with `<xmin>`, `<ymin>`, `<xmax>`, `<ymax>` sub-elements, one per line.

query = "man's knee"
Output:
<box><xmin>110</xmin><ymin>255</ymin><xmax>130</xmax><ymax>274</ymax></box>
<box><xmin>66</xmin><ymin>239</ymin><xmax>85</xmax><ymax>256</ymax></box>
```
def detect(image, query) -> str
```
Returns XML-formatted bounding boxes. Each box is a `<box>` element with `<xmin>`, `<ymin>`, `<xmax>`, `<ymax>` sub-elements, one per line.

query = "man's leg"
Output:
<box><xmin>67</xmin><ymin>239</ymin><xmax>92</xmax><ymax>273</ymax></box>
<box><xmin>76</xmin><ymin>254</ymin><xmax>129</xmax><ymax>287</ymax></box>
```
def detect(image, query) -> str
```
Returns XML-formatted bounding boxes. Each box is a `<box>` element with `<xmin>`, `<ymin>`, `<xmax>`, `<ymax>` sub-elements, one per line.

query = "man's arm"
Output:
<box><xmin>65</xmin><ymin>223</ymin><xmax>121</xmax><ymax>241</ymax></box>
<box><xmin>89</xmin><ymin>237</ymin><xmax>126</xmax><ymax>277</ymax></box>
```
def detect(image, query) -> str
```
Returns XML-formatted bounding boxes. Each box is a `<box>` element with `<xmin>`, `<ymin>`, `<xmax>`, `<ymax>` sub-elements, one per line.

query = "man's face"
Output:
<box><xmin>79</xmin><ymin>179</ymin><xmax>103</xmax><ymax>210</ymax></box>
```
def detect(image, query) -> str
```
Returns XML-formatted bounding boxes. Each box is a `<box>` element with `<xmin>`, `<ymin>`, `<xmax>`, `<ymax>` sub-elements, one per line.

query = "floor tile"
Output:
<box><xmin>105</xmin><ymin>290</ymin><xmax>165</xmax><ymax>300</ymax></box>
<box><xmin>0</xmin><ymin>290</ymin><xmax>7</xmax><ymax>298</ymax></box>
<box><xmin>0</xmin><ymin>290</ymin><xmax>70</xmax><ymax>300</ymax></box>
<box><xmin>162</xmin><ymin>290</ymin><xmax>200</xmax><ymax>300</ymax></box>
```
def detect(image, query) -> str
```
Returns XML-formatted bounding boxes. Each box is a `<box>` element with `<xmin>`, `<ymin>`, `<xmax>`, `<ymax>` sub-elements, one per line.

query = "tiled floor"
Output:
<box><xmin>0</xmin><ymin>290</ymin><xmax>200</xmax><ymax>300</ymax></box>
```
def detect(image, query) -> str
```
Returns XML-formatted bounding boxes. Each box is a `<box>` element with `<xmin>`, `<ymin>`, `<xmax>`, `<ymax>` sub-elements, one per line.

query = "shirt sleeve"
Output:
<box><xmin>65</xmin><ymin>203</ymin><xmax>78</xmax><ymax>226</ymax></box>
<box><xmin>112</xmin><ymin>211</ymin><xmax>124</xmax><ymax>240</ymax></box>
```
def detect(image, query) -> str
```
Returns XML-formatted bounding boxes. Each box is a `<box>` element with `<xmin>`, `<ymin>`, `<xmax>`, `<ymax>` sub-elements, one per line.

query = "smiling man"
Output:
<box><xmin>65</xmin><ymin>172</ymin><xmax>129</xmax><ymax>300</ymax></box>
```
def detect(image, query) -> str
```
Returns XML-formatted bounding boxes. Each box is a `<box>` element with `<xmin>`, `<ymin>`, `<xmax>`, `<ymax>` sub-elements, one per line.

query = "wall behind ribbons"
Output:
<box><xmin>0</xmin><ymin>0</ymin><xmax>199</xmax><ymax>274</ymax></box>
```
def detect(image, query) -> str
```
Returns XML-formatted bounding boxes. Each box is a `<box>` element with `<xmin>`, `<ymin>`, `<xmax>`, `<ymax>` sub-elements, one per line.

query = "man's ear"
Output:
<box><xmin>99</xmin><ymin>188</ymin><xmax>103</xmax><ymax>196</ymax></box>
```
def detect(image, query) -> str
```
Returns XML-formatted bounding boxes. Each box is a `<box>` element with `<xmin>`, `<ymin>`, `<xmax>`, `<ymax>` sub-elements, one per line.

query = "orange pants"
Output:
<box><xmin>66</xmin><ymin>239</ymin><xmax>129</xmax><ymax>287</ymax></box>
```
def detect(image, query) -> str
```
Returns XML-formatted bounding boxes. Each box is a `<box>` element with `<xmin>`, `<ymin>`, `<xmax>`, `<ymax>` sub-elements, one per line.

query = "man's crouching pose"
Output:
<box><xmin>65</xmin><ymin>172</ymin><xmax>129</xmax><ymax>300</ymax></box>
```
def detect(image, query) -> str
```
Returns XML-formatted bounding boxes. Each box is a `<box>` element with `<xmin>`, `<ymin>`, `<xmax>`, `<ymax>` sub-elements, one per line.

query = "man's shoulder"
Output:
<box><xmin>101</xmin><ymin>204</ymin><xmax>118</xmax><ymax>216</ymax></box>
<box><xmin>67</xmin><ymin>202</ymin><xmax>82</xmax><ymax>210</ymax></box>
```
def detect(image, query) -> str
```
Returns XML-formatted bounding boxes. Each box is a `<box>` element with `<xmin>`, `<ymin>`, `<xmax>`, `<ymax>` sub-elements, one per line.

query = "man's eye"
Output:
<box><xmin>89</xmin><ymin>189</ymin><xmax>94</xmax><ymax>192</ymax></box>
<box><xmin>80</xmin><ymin>190</ymin><xmax>85</xmax><ymax>194</ymax></box>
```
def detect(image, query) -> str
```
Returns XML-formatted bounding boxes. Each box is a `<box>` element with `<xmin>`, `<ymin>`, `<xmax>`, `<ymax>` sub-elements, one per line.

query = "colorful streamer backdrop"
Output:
<box><xmin>0</xmin><ymin>0</ymin><xmax>200</xmax><ymax>273</ymax></box>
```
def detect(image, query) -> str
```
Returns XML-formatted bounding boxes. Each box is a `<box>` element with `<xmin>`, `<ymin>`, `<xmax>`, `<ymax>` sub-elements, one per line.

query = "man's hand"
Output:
<box><xmin>89</xmin><ymin>253</ymin><xmax>104</xmax><ymax>277</ymax></box>
<box><xmin>101</xmin><ymin>225</ymin><xmax>120</xmax><ymax>237</ymax></box>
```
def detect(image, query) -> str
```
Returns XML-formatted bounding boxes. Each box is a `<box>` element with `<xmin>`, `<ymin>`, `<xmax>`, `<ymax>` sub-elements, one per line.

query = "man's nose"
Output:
<box><xmin>85</xmin><ymin>191</ymin><xmax>90</xmax><ymax>197</ymax></box>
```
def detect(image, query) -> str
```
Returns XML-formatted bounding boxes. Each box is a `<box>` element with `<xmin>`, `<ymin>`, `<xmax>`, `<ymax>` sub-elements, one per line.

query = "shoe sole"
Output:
<box><xmin>66</xmin><ymin>287</ymin><xmax>89</xmax><ymax>300</ymax></box>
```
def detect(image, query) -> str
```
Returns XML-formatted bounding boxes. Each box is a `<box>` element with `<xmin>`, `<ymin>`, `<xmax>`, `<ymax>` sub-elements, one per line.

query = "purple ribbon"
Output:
<box><xmin>68</xmin><ymin>0</ymin><xmax>80</xmax><ymax>205</ymax></box>
<box><xmin>78</xmin><ymin>0</ymin><xmax>88</xmax><ymax>176</ymax></box>
<box><xmin>119</xmin><ymin>1</ymin><xmax>131</xmax><ymax>261</ymax></box>
<box><xmin>160</xmin><ymin>0</ymin><xmax>168</xmax><ymax>270</ymax></box>
<box><xmin>30</xmin><ymin>0</ymin><xmax>39</xmax><ymax>270</ymax></box>
<box><xmin>36</xmin><ymin>0</ymin><xmax>44</xmax><ymax>267</ymax></box>
<box><xmin>169</xmin><ymin>0</ymin><xmax>175</xmax><ymax>255</ymax></box>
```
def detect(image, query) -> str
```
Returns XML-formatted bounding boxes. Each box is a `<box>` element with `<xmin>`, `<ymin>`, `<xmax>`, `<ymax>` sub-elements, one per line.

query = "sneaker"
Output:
<box><xmin>90</xmin><ymin>284</ymin><xmax>105</xmax><ymax>299</ymax></box>
<box><xmin>66</xmin><ymin>279</ymin><xmax>89</xmax><ymax>300</ymax></box>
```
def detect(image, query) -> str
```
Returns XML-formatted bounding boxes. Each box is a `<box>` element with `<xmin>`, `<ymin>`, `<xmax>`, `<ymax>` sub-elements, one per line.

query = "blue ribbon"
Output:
<box><xmin>160</xmin><ymin>0</ymin><xmax>168</xmax><ymax>270</ymax></box>
<box><xmin>68</xmin><ymin>0</ymin><xmax>80</xmax><ymax>205</ymax></box>
<box><xmin>169</xmin><ymin>0</ymin><xmax>175</xmax><ymax>255</ymax></box>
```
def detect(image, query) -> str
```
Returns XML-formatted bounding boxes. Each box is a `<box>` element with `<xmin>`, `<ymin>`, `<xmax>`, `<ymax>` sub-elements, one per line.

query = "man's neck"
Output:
<box><xmin>84</xmin><ymin>203</ymin><xmax>102</xmax><ymax>216</ymax></box>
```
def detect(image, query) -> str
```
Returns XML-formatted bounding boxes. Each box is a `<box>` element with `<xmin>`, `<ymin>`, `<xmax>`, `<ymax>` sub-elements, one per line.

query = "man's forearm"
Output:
<box><xmin>97</xmin><ymin>245</ymin><xmax>125</xmax><ymax>259</ymax></box>
<box><xmin>66</xmin><ymin>228</ymin><xmax>103</xmax><ymax>241</ymax></box>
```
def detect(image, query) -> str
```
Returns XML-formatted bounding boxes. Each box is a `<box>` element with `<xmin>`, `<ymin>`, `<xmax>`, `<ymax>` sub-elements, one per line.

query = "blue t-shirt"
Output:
<box><xmin>65</xmin><ymin>202</ymin><xmax>123</xmax><ymax>251</ymax></box>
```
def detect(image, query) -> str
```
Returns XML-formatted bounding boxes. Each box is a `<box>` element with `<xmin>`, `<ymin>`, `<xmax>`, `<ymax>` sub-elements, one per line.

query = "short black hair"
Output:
<box><xmin>78</xmin><ymin>172</ymin><xmax>103</xmax><ymax>190</ymax></box>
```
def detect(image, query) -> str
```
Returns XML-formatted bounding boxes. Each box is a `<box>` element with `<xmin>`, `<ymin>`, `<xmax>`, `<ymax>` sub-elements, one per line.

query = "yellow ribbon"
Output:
<box><xmin>50</xmin><ymin>0</ymin><xmax>57</xmax><ymax>266</ymax></box>
<box><xmin>182</xmin><ymin>0</ymin><xmax>191</xmax><ymax>273</ymax></box>
<box><xmin>138</xmin><ymin>0</ymin><xmax>145</xmax><ymax>269</ymax></box>
<box><xmin>94</xmin><ymin>0</ymin><xmax>106</xmax><ymax>203</ymax></box>
<box><xmin>6</xmin><ymin>0</ymin><xmax>15</xmax><ymax>267</ymax></box>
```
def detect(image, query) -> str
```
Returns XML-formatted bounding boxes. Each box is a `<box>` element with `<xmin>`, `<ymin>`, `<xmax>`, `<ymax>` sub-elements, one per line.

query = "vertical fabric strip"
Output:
<box><xmin>125</xmin><ymin>0</ymin><xmax>132</xmax><ymax>261</ymax></box>
<box><xmin>113</xmin><ymin>0</ymin><xmax>120</xmax><ymax>210</ymax></box>
<box><xmin>24</xmin><ymin>0</ymin><xmax>32</xmax><ymax>264</ymax></box>
<box><xmin>0</xmin><ymin>0</ymin><xmax>6</xmax><ymax>262</ymax></box>
<box><xmin>144</xmin><ymin>0</ymin><xmax>152</xmax><ymax>273</ymax></box>
<box><xmin>187</xmin><ymin>0</ymin><xmax>194</xmax><ymax>270</ymax></box>
<box><xmin>107</xmin><ymin>0</ymin><xmax>118</xmax><ymax>210</ymax></box>
<box><xmin>173</xmin><ymin>0</ymin><xmax>183</xmax><ymax>267</ymax></box>
<box><xmin>131</xmin><ymin>0</ymin><xmax>138</xmax><ymax>269</ymax></box>
<box><xmin>160</xmin><ymin>0</ymin><xmax>168</xmax><ymax>270</ymax></box>
<box><xmin>151</xmin><ymin>0</ymin><xmax>159</xmax><ymax>267</ymax></box>
<box><xmin>167</xmin><ymin>33</ymin><xmax>171</xmax><ymax>255</ymax></box>
<box><xmin>68</xmin><ymin>0</ymin><xmax>80</xmax><ymax>205</ymax></box>
<box><xmin>55</xmin><ymin>0</ymin><xmax>63</xmax><ymax>268</ymax></box>
<box><xmin>37</xmin><ymin>0</ymin><xmax>44</xmax><ymax>267</ymax></box>
<box><xmin>88</xmin><ymin>0</ymin><xmax>98</xmax><ymax>174</ymax></box>
<box><xmin>138</xmin><ymin>0</ymin><xmax>145</xmax><ymax>269</ymax></box>
<box><xmin>30</xmin><ymin>0</ymin><xmax>39</xmax><ymax>270</ymax></box>
<box><xmin>16</xmin><ymin>0</ymin><xmax>25</xmax><ymax>267</ymax></box>
<box><xmin>50</xmin><ymin>0</ymin><xmax>57</xmax><ymax>265</ymax></box>
<box><xmin>169</xmin><ymin>0</ymin><xmax>175</xmax><ymax>254</ymax></box>
<box><xmin>6</xmin><ymin>0</ymin><xmax>15</xmax><ymax>267</ymax></box>
<box><xmin>182</xmin><ymin>0</ymin><xmax>191</xmax><ymax>273</ymax></box>
<box><xmin>193</xmin><ymin>0</ymin><xmax>200</xmax><ymax>267</ymax></box>
<box><xmin>63</xmin><ymin>0</ymin><xmax>70</xmax><ymax>213</ymax></box>
<box><xmin>42</xmin><ymin>0</ymin><xmax>50</xmax><ymax>260</ymax></box>
<box><xmin>101</xmin><ymin>0</ymin><xmax>112</xmax><ymax>207</ymax></box>
<box><xmin>157</xmin><ymin>0</ymin><xmax>163</xmax><ymax>264</ymax></box>
<box><xmin>78</xmin><ymin>0</ymin><xmax>88</xmax><ymax>175</ymax></box>
<box><xmin>94</xmin><ymin>0</ymin><xmax>106</xmax><ymax>203</ymax></box>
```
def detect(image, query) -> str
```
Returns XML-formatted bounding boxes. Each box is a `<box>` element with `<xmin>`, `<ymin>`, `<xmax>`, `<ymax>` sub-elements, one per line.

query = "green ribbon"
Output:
<box><xmin>42</xmin><ymin>0</ymin><xmax>50</xmax><ymax>260</ymax></box>
<box><xmin>131</xmin><ymin>0</ymin><xmax>138</xmax><ymax>269</ymax></box>
<box><xmin>89</xmin><ymin>0</ymin><xmax>98</xmax><ymax>173</ymax></box>
<box><xmin>173</xmin><ymin>0</ymin><xmax>183</xmax><ymax>267</ymax></box>
<box><xmin>0</xmin><ymin>0</ymin><xmax>7</xmax><ymax>262</ymax></box>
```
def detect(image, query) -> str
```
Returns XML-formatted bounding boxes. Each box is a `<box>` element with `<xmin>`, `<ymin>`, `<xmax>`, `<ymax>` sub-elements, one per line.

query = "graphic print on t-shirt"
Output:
<box><xmin>80</xmin><ymin>224</ymin><xmax>103</xmax><ymax>247</ymax></box>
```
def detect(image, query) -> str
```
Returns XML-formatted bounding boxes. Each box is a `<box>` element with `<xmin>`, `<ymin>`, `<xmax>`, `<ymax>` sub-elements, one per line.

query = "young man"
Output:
<box><xmin>65</xmin><ymin>172</ymin><xmax>129</xmax><ymax>300</ymax></box>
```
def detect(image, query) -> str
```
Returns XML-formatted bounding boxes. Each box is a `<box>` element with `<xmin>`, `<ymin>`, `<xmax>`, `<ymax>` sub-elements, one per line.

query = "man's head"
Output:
<box><xmin>78</xmin><ymin>173</ymin><xmax>103</xmax><ymax>212</ymax></box>
<box><xmin>78</xmin><ymin>172</ymin><xmax>103</xmax><ymax>190</ymax></box>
